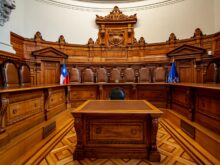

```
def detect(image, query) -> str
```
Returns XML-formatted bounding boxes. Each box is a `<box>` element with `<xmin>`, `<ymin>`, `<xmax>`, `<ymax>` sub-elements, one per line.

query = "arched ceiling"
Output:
<box><xmin>36</xmin><ymin>0</ymin><xmax>185</xmax><ymax>12</ymax></box>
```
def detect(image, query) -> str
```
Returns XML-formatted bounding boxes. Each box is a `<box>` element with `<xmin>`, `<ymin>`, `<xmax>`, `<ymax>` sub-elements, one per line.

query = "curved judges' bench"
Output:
<box><xmin>0</xmin><ymin>83</ymin><xmax>220</xmax><ymax>164</ymax></box>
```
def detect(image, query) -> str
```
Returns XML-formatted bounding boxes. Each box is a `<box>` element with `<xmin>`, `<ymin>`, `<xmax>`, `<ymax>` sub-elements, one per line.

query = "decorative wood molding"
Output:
<box><xmin>96</xmin><ymin>6</ymin><xmax>137</xmax><ymax>24</ymax></box>
<box><xmin>32</xmin><ymin>47</ymin><xmax>68</xmax><ymax>59</ymax></box>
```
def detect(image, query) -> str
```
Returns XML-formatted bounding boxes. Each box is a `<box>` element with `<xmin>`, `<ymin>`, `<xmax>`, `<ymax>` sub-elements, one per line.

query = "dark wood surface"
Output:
<box><xmin>71</xmin><ymin>100</ymin><xmax>162</xmax><ymax>161</ymax></box>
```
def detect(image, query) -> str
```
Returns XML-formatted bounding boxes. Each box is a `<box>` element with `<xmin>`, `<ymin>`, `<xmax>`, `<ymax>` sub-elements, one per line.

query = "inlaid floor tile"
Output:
<box><xmin>39</xmin><ymin>123</ymin><xmax>198</xmax><ymax>165</ymax></box>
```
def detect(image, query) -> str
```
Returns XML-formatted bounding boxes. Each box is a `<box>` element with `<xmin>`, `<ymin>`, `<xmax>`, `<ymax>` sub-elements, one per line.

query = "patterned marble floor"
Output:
<box><xmin>39</xmin><ymin>123</ymin><xmax>198</xmax><ymax>165</ymax></box>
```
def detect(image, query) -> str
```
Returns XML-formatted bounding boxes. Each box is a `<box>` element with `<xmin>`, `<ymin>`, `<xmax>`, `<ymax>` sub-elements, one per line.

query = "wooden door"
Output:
<box><xmin>41</xmin><ymin>61</ymin><xmax>60</xmax><ymax>84</ymax></box>
<box><xmin>176</xmin><ymin>59</ymin><xmax>195</xmax><ymax>83</ymax></box>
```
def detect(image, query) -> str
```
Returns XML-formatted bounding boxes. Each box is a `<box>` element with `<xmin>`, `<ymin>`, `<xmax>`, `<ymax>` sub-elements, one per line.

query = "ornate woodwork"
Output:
<box><xmin>32</xmin><ymin>47</ymin><xmax>68</xmax><ymax>85</ymax></box>
<box><xmin>19</xmin><ymin>64</ymin><xmax>31</xmax><ymax>86</ymax></box>
<box><xmin>2</xmin><ymin>60</ymin><xmax>19</xmax><ymax>87</ymax></box>
<box><xmin>70</xmin><ymin>67</ymin><xmax>81</xmax><ymax>83</ymax></box>
<box><xmin>82</xmin><ymin>68</ymin><xmax>95</xmax><ymax>83</ymax></box>
<box><xmin>72</xmin><ymin>100</ymin><xmax>163</xmax><ymax>161</ymax></box>
<box><xmin>139</xmin><ymin>67</ymin><xmax>151</xmax><ymax>83</ymax></box>
<box><xmin>96</xmin><ymin>67</ymin><xmax>108</xmax><ymax>83</ymax></box>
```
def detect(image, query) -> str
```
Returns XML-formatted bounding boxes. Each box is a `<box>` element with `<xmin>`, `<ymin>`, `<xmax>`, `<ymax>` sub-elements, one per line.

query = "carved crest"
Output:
<box><xmin>94</xmin><ymin>6</ymin><xmax>138</xmax><ymax>47</ymax></box>
<box><xmin>96</xmin><ymin>6</ymin><xmax>137</xmax><ymax>23</ymax></box>
<box><xmin>108</xmin><ymin>31</ymin><xmax>124</xmax><ymax>47</ymax></box>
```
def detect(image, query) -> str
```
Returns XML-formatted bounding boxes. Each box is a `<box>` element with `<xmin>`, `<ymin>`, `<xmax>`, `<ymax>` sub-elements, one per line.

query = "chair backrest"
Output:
<box><xmin>19</xmin><ymin>64</ymin><xmax>31</xmax><ymax>86</ymax></box>
<box><xmin>109</xmin><ymin>88</ymin><xmax>125</xmax><ymax>100</ymax></box>
<box><xmin>97</xmin><ymin>67</ymin><xmax>108</xmax><ymax>83</ymax></box>
<box><xmin>70</xmin><ymin>67</ymin><xmax>81</xmax><ymax>83</ymax></box>
<box><xmin>139</xmin><ymin>67</ymin><xmax>151</xmax><ymax>82</ymax></box>
<box><xmin>2</xmin><ymin>61</ymin><xmax>19</xmax><ymax>87</ymax></box>
<box><xmin>153</xmin><ymin>67</ymin><xmax>166</xmax><ymax>82</ymax></box>
<box><xmin>82</xmin><ymin>68</ymin><xmax>94</xmax><ymax>83</ymax></box>
<box><xmin>205</xmin><ymin>63</ymin><xmax>217</xmax><ymax>83</ymax></box>
<box><xmin>124</xmin><ymin>67</ymin><xmax>135</xmax><ymax>82</ymax></box>
<box><xmin>110</xmin><ymin>68</ymin><xmax>121</xmax><ymax>82</ymax></box>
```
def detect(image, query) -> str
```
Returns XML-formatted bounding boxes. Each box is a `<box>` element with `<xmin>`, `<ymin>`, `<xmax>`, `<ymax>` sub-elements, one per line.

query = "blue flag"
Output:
<box><xmin>168</xmin><ymin>63</ymin><xmax>179</xmax><ymax>83</ymax></box>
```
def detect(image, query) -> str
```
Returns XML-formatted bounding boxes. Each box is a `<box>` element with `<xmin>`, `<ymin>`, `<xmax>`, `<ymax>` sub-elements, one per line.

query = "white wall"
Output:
<box><xmin>0</xmin><ymin>0</ymin><xmax>24</xmax><ymax>52</ymax></box>
<box><xmin>214</xmin><ymin>0</ymin><xmax>220</xmax><ymax>32</ymax></box>
<box><xmin>0</xmin><ymin>0</ymin><xmax>217</xmax><ymax>48</ymax></box>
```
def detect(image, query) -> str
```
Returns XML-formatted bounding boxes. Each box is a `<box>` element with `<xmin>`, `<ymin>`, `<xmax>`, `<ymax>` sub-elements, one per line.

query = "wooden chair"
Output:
<box><xmin>153</xmin><ymin>67</ymin><xmax>166</xmax><ymax>82</ymax></box>
<box><xmin>205</xmin><ymin>63</ymin><xmax>218</xmax><ymax>83</ymax></box>
<box><xmin>97</xmin><ymin>67</ymin><xmax>108</xmax><ymax>83</ymax></box>
<box><xmin>110</xmin><ymin>68</ymin><xmax>121</xmax><ymax>83</ymax></box>
<box><xmin>109</xmin><ymin>88</ymin><xmax>125</xmax><ymax>100</ymax></box>
<box><xmin>139</xmin><ymin>67</ymin><xmax>151</xmax><ymax>82</ymax></box>
<box><xmin>19</xmin><ymin>64</ymin><xmax>31</xmax><ymax>86</ymax></box>
<box><xmin>124</xmin><ymin>67</ymin><xmax>135</xmax><ymax>82</ymax></box>
<box><xmin>82</xmin><ymin>68</ymin><xmax>94</xmax><ymax>83</ymax></box>
<box><xmin>2</xmin><ymin>61</ymin><xmax>19</xmax><ymax>87</ymax></box>
<box><xmin>70</xmin><ymin>67</ymin><xmax>81</xmax><ymax>83</ymax></box>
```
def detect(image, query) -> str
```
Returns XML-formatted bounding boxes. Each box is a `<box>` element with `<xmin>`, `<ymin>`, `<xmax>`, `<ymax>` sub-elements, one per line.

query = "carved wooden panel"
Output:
<box><xmin>70</xmin><ymin>86</ymin><xmax>98</xmax><ymax>108</ymax></box>
<box><xmin>176</xmin><ymin>59</ymin><xmax>195</xmax><ymax>83</ymax></box>
<box><xmin>137</xmin><ymin>85</ymin><xmax>167</xmax><ymax>108</ymax></box>
<box><xmin>70</xmin><ymin>67</ymin><xmax>81</xmax><ymax>83</ymax></box>
<box><xmin>42</xmin><ymin>61</ymin><xmax>60</xmax><ymax>84</ymax></box>
<box><xmin>97</xmin><ymin>67</ymin><xmax>108</xmax><ymax>83</ymax></box>
<box><xmin>171</xmin><ymin>86</ymin><xmax>193</xmax><ymax>120</ymax></box>
<box><xmin>87</xmin><ymin>118</ymin><xmax>144</xmax><ymax>143</ymax></box>
<box><xmin>47</xmin><ymin>87</ymin><xmax>66</xmax><ymax>119</ymax></box>
<box><xmin>195</xmin><ymin>89</ymin><xmax>220</xmax><ymax>133</ymax></box>
<box><xmin>5</xmin><ymin>91</ymin><xmax>44</xmax><ymax>126</ymax></box>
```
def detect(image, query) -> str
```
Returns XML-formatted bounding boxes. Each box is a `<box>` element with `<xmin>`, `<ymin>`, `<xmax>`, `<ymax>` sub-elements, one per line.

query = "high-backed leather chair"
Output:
<box><xmin>153</xmin><ymin>67</ymin><xmax>166</xmax><ymax>82</ymax></box>
<box><xmin>2</xmin><ymin>61</ymin><xmax>19</xmax><ymax>87</ymax></box>
<box><xmin>109</xmin><ymin>88</ymin><xmax>125</xmax><ymax>100</ymax></box>
<box><xmin>139</xmin><ymin>67</ymin><xmax>151</xmax><ymax>82</ymax></box>
<box><xmin>110</xmin><ymin>68</ymin><xmax>121</xmax><ymax>83</ymax></box>
<box><xmin>97</xmin><ymin>67</ymin><xmax>108</xmax><ymax>83</ymax></box>
<box><xmin>205</xmin><ymin>63</ymin><xmax>218</xmax><ymax>83</ymax></box>
<box><xmin>19</xmin><ymin>64</ymin><xmax>31</xmax><ymax>86</ymax></box>
<box><xmin>82</xmin><ymin>68</ymin><xmax>94</xmax><ymax>83</ymax></box>
<box><xmin>70</xmin><ymin>67</ymin><xmax>81</xmax><ymax>83</ymax></box>
<box><xmin>124</xmin><ymin>67</ymin><xmax>135</xmax><ymax>82</ymax></box>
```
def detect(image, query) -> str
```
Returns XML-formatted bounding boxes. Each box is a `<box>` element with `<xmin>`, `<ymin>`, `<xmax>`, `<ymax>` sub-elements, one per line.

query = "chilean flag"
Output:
<box><xmin>60</xmin><ymin>64</ymin><xmax>69</xmax><ymax>85</ymax></box>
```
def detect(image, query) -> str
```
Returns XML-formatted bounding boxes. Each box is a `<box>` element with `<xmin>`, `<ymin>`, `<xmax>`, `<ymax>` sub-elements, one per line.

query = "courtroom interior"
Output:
<box><xmin>0</xmin><ymin>0</ymin><xmax>220</xmax><ymax>164</ymax></box>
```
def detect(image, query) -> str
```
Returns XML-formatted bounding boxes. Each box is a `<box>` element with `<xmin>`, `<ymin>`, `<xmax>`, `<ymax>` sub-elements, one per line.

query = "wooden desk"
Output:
<box><xmin>71</xmin><ymin>100</ymin><xmax>163</xmax><ymax>162</ymax></box>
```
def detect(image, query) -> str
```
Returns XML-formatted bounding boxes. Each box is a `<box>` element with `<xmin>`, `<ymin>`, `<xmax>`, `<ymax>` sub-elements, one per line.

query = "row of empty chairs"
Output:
<box><xmin>71</xmin><ymin>67</ymin><xmax>167</xmax><ymax>83</ymax></box>
<box><xmin>0</xmin><ymin>60</ymin><xmax>31</xmax><ymax>87</ymax></box>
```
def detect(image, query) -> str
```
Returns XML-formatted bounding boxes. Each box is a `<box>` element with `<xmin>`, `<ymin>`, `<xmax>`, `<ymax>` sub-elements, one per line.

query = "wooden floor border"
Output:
<box><xmin>160</xmin><ymin>118</ymin><xmax>220</xmax><ymax>165</ymax></box>
<box><xmin>12</xmin><ymin>110</ymin><xmax>74</xmax><ymax>165</ymax></box>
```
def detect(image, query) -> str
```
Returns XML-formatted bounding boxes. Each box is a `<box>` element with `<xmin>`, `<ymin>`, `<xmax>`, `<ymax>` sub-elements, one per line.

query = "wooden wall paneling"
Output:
<box><xmin>171</xmin><ymin>86</ymin><xmax>194</xmax><ymax>120</ymax></box>
<box><xmin>176</xmin><ymin>59</ymin><xmax>195</xmax><ymax>83</ymax></box>
<box><xmin>70</xmin><ymin>85</ymin><xmax>99</xmax><ymax>108</ymax></box>
<box><xmin>195</xmin><ymin>88</ymin><xmax>220</xmax><ymax>134</ymax></box>
<box><xmin>102</xmin><ymin>84</ymin><xmax>134</xmax><ymax>100</ymax></box>
<box><xmin>45</xmin><ymin>87</ymin><xmax>66</xmax><ymax>120</ymax></box>
<box><xmin>41</xmin><ymin>61</ymin><xmax>60</xmax><ymax>84</ymax></box>
<box><xmin>0</xmin><ymin>90</ymin><xmax>45</xmax><ymax>145</ymax></box>
<box><xmin>137</xmin><ymin>84</ymin><xmax>168</xmax><ymax>108</ymax></box>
